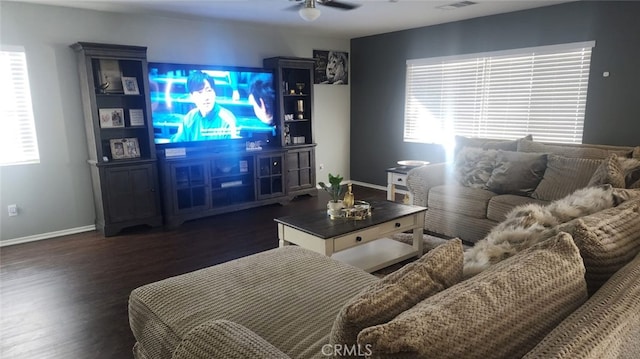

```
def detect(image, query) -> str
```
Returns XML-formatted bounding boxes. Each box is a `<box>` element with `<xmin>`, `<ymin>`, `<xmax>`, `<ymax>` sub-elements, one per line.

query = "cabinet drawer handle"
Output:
<box><xmin>395</xmin><ymin>222</ymin><xmax>401</xmax><ymax>228</ymax></box>
<box><xmin>356</xmin><ymin>236</ymin><xmax>362</xmax><ymax>242</ymax></box>
<box><xmin>397</xmin><ymin>178</ymin><xmax>403</xmax><ymax>182</ymax></box>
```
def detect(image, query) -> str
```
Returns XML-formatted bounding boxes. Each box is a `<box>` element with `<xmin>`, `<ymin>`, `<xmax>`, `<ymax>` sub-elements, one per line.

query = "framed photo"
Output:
<box><xmin>313</xmin><ymin>50</ymin><xmax>349</xmax><ymax>85</ymax></box>
<box><xmin>129</xmin><ymin>109</ymin><xmax>145</xmax><ymax>126</ymax></box>
<box><xmin>122</xmin><ymin>77</ymin><xmax>140</xmax><ymax>95</ymax></box>
<box><xmin>98</xmin><ymin>59</ymin><xmax>123</xmax><ymax>93</ymax></box>
<box><xmin>99</xmin><ymin>108</ymin><xmax>125</xmax><ymax>128</ymax></box>
<box><xmin>110</xmin><ymin>138</ymin><xmax>140</xmax><ymax>159</ymax></box>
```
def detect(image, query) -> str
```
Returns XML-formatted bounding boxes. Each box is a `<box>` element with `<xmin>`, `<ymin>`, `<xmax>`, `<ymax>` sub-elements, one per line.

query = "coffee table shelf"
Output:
<box><xmin>331</xmin><ymin>238</ymin><xmax>419</xmax><ymax>273</ymax></box>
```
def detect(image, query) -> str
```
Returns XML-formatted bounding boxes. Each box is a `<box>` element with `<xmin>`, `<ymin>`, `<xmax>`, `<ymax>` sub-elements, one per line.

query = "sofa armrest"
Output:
<box><xmin>406</xmin><ymin>162</ymin><xmax>452</xmax><ymax>206</ymax></box>
<box><xmin>172</xmin><ymin>319</ymin><xmax>291</xmax><ymax>359</ymax></box>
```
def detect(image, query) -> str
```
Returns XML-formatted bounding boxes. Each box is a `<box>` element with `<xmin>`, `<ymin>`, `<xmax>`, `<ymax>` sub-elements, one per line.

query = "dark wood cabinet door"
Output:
<box><xmin>286</xmin><ymin>147</ymin><xmax>315</xmax><ymax>193</ymax></box>
<box><xmin>104</xmin><ymin>164</ymin><xmax>159</xmax><ymax>223</ymax></box>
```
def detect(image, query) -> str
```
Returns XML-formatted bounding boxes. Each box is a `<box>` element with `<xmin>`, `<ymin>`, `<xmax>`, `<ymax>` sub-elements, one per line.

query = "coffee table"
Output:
<box><xmin>274</xmin><ymin>199</ymin><xmax>427</xmax><ymax>272</ymax></box>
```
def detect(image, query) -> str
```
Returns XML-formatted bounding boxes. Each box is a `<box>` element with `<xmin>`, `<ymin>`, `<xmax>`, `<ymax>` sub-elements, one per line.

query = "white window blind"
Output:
<box><xmin>1</xmin><ymin>46</ymin><xmax>40</xmax><ymax>166</ymax></box>
<box><xmin>404</xmin><ymin>41</ymin><xmax>595</xmax><ymax>145</ymax></box>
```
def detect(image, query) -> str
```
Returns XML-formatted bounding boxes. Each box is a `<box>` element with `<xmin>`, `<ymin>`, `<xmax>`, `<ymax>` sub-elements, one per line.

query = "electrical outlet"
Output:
<box><xmin>319</xmin><ymin>163</ymin><xmax>324</xmax><ymax>171</ymax></box>
<box><xmin>8</xmin><ymin>204</ymin><xmax>18</xmax><ymax>217</ymax></box>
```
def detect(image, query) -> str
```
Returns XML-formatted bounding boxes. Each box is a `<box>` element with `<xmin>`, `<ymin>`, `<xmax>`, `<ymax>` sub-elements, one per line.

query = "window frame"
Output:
<box><xmin>403</xmin><ymin>41</ymin><xmax>595</xmax><ymax>145</ymax></box>
<box><xmin>1</xmin><ymin>45</ymin><xmax>40</xmax><ymax>166</ymax></box>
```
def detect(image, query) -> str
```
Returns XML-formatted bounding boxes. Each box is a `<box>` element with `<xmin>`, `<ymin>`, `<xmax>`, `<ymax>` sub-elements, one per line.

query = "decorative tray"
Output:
<box><xmin>340</xmin><ymin>201</ymin><xmax>372</xmax><ymax>220</ymax></box>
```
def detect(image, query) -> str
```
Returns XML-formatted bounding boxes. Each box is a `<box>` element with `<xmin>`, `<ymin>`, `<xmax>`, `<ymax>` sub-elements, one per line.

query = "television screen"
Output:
<box><xmin>148</xmin><ymin>62</ymin><xmax>277</xmax><ymax>146</ymax></box>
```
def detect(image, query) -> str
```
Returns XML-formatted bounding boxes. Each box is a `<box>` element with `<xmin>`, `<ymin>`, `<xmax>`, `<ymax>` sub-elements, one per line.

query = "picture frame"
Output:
<box><xmin>313</xmin><ymin>49</ymin><xmax>349</xmax><ymax>85</ymax></box>
<box><xmin>110</xmin><ymin>138</ymin><xmax>140</xmax><ymax>159</ymax></box>
<box><xmin>99</xmin><ymin>108</ymin><xmax>125</xmax><ymax>128</ymax></box>
<box><xmin>128</xmin><ymin>109</ymin><xmax>145</xmax><ymax>126</ymax></box>
<box><xmin>98</xmin><ymin>59</ymin><xmax>123</xmax><ymax>93</ymax></box>
<box><xmin>122</xmin><ymin>76</ymin><xmax>140</xmax><ymax>95</ymax></box>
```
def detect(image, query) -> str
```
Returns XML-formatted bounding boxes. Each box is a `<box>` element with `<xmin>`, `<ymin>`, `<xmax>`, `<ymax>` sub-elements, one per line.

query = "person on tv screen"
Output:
<box><xmin>171</xmin><ymin>70</ymin><xmax>239</xmax><ymax>142</ymax></box>
<box><xmin>248</xmin><ymin>73</ymin><xmax>275</xmax><ymax>126</ymax></box>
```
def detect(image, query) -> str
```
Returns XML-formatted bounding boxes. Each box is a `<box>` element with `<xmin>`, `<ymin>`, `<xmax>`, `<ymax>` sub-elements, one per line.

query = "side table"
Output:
<box><xmin>386</xmin><ymin>161</ymin><xmax>430</xmax><ymax>203</ymax></box>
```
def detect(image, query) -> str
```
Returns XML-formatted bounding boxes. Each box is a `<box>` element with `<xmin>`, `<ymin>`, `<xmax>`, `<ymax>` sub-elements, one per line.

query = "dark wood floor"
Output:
<box><xmin>0</xmin><ymin>185</ymin><xmax>386</xmax><ymax>359</ymax></box>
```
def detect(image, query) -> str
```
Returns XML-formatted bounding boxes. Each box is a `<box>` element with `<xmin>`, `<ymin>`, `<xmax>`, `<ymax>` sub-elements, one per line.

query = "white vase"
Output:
<box><xmin>327</xmin><ymin>200</ymin><xmax>344</xmax><ymax>219</ymax></box>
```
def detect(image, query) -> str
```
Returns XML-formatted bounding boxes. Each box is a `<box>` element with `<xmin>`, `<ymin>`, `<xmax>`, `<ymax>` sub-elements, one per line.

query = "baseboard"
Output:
<box><xmin>0</xmin><ymin>225</ymin><xmax>96</xmax><ymax>247</ymax></box>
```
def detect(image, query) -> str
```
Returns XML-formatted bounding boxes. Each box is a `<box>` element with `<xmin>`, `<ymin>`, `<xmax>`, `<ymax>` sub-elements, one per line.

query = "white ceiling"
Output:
<box><xmin>13</xmin><ymin>0</ymin><xmax>575</xmax><ymax>39</ymax></box>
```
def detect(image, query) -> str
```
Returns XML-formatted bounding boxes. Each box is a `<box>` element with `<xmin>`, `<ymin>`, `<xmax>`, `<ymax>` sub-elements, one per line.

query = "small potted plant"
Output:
<box><xmin>319</xmin><ymin>173</ymin><xmax>344</xmax><ymax>218</ymax></box>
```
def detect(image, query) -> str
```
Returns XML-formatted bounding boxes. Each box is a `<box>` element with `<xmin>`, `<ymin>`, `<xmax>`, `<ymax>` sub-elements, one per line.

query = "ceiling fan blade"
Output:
<box><xmin>319</xmin><ymin>0</ymin><xmax>360</xmax><ymax>10</ymax></box>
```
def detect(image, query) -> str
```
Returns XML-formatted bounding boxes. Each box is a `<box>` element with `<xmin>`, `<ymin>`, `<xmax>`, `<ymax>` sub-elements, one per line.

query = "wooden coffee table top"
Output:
<box><xmin>274</xmin><ymin>199</ymin><xmax>426</xmax><ymax>239</ymax></box>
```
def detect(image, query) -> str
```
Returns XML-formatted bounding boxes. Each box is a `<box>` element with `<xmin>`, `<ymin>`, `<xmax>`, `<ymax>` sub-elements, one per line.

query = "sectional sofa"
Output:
<box><xmin>407</xmin><ymin>136</ymin><xmax>640</xmax><ymax>243</ymax></box>
<box><xmin>129</xmin><ymin>192</ymin><xmax>640</xmax><ymax>358</ymax></box>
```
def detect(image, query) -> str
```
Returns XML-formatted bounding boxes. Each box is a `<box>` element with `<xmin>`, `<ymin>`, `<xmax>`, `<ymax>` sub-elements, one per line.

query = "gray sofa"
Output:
<box><xmin>129</xmin><ymin>194</ymin><xmax>640</xmax><ymax>359</ymax></box>
<box><xmin>407</xmin><ymin>137</ymin><xmax>640</xmax><ymax>243</ymax></box>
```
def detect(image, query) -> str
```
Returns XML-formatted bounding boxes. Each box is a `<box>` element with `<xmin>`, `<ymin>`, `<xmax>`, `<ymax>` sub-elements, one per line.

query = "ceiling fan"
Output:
<box><xmin>287</xmin><ymin>0</ymin><xmax>361</xmax><ymax>22</ymax></box>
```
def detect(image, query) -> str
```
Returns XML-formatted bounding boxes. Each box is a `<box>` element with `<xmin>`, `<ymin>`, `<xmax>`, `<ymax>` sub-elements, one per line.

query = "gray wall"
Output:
<box><xmin>0</xmin><ymin>2</ymin><xmax>350</xmax><ymax>243</ymax></box>
<box><xmin>350</xmin><ymin>1</ymin><xmax>640</xmax><ymax>186</ymax></box>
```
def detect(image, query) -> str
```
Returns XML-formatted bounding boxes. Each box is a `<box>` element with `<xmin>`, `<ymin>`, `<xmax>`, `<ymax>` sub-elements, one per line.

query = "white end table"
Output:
<box><xmin>386</xmin><ymin>161</ymin><xmax>429</xmax><ymax>203</ymax></box>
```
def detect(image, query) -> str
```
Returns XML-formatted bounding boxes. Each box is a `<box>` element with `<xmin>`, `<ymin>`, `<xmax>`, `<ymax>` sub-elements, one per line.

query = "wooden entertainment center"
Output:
<box><xmin>72</xmin><ymin>43</ymin><xmax>317</xmax><ymax>235</ymax></box>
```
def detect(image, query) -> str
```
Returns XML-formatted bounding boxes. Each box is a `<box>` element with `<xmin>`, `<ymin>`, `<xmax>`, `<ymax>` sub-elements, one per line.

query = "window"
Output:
<box><xmin>404</xmin><ymin>41</ymin><xmax>595</xmax><ymax>145</ymax></box>
<box><xmin>1</xmin><ymin>46</ymin><xmax>40</xmax><ymax>166</ymax></box>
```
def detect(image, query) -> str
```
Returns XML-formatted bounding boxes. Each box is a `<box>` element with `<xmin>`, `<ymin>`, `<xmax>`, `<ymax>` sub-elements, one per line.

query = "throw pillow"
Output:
<box><xmin>486</xmin><ymin>150</ymin><xmax>547</xmax><ymax>195</ymax></box>
<box><xmin>588</xmin><ymin>155</ymin><xmax>640</xmax><ymax>189</ymax></box>
<box><xmin>587</xmin><ymin>154</ymin><xmax>626</xmax><ymax>188</ymax></box>
<box><xmin>532</xmin><ymin>155</ymin><xmax>602</xmax><ymax>201</ymax></box>
<box><xmin>517</xmin><ymin>139</ymin><xmax>633</xmax><ymax>159</ymax></box>
<box><xmin>329</xmin><ymin>239</ymin><xmax>463</xmax><ymax>353</ymax></box>
<box><xmin>357</xmin><ymin>232</ymin><xmax>588</xmax><ymax>359</ymax></box>
<box><xmin>558</xmin><ymin>198</ymin><xmax>640</xmax><ymax>294</ymax></box>
<box><xmin>454</xmin><ymin>147</ymin><xmax>497</xmax><ymax>189</ymax></box>
<box><xmin>455</xmin><ymin>134</ymin><xmax>532</xmax><ymax>155</ymax></box>
<box><xmin>618</xmin><ymin>157</ymin><xmax>640</xmax><ymax>188</ymax></box>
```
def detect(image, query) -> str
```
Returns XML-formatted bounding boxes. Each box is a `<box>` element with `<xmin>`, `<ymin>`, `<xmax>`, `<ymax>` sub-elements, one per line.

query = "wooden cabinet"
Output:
<box><xmin>263</xmin><ymin>57</ymin><xmax>315</xmax><ymax>148</ymax></box>
<box><xmin>263</xmin><ymin>57</ymin><xmax>318</xmax><ymax>199</ymax></box>
<box><xmin>72</xmin><ymin>42</ymin><xmax>161</xmax><ymax>236</ymax></box>
<box><xmin>286</xmin><ymin>145</ymin><xmax>316</xmax><ymax>198</ymax></box>
<box><xmin>159</xmin><ymin>150</ymin><xmax>290</xmax><ymax>228</ymax></box>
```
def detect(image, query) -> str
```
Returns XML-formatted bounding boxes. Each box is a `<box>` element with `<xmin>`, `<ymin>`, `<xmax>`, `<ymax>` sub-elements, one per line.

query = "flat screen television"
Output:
<box><xmin>148</xmin><ymin>62</ymin><xmax>277</xmax><ymax>149</ymax></box>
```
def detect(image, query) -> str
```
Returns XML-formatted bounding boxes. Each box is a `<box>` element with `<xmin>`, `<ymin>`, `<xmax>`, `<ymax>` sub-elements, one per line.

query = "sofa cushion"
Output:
<box><xmin>455</xmin><ymin>134</ymin><xmax>533</xmax><ymax>154</ymax></box>
<box><xmin>532</xmin><ymin>155</ymin><xmax>602</xmax><ymax>201</ymax></box>
<box><xmin>486</xmin><ymin>194</ymin><xmax>548</xmax><ymax>222</ymax></box>
<box><xmin>329</xmin><ymin>239</ymin><xmax>463</xmax><ymax>352</ymax></box>
<box><xmin>486</xmin><ymin>150</ymin><xmax>547</xmax><ymax>195</ymax></box>
<box><xmin>588</xmin><ymin>154</ymin><xmax>627</xmax><ymax>188</ymax></box>
<box><xmin>523</xmin><ymin>252</ymin><xmax>640</xmax><ymax>359</ymax></box>
<box><xmin>428</xmin><ymin>184</ymin><xmax>496</xmax><ymax>218</ymax></box>
<box><xmin>128</xmin><ymin>247</ymin><xmax>377</xmax><ymax>359</ymax></box>
<box><xmin>454</xmin><ymin>147</ymin><xmax>498</xmax><ymax>189</ymax></box>
<box><xmin>518</xmin><ymin>139</ymin><xmax>632</xmax><ymax>159</ymax></box>
<box><xmin>172</xmin><ymin>320</ymin><xmax>291</xmax><ymax>359</ymax></box>
<box><xmin>559</xmin><ymin>198</ymin><xmax>640</xmax><ymax>294</ymax></box>
<box><xmin>357</xmin><ymin>232</ymin><xmax>587</xmax><ymax>359</ymax></box>
<box><xmin>425</xmin><ymin>208</ymin><xmax>497</xmax><ymax>244</ymax></box>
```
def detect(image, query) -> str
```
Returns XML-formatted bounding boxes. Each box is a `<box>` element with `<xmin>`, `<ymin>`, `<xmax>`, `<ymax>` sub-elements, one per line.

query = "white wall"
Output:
<box><xmin>0</xmin><ymin>2</ymin><xmax>350</xmax><ymax>243</ymax></box>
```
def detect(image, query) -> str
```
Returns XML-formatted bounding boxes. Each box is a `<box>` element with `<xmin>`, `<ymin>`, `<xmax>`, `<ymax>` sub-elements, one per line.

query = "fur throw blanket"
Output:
<box><xmin>463</xmin><ymin>185</ymin><xmax>640</xmax><ymax>278</ymax></box>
